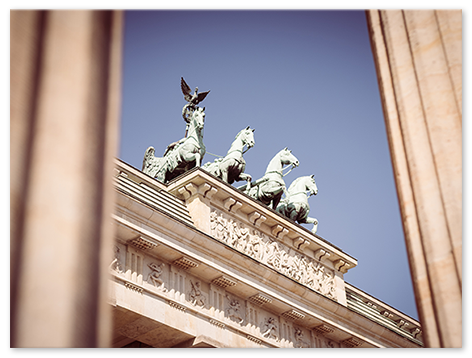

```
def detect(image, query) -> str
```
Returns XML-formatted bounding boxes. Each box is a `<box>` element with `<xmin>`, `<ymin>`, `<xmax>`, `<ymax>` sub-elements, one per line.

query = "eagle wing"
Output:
<box><xmin>180</xmin><ymin>77</ymin><xmax>193</xmax><ymax>102</ymax></box>
<box><xmin>196</xmin><ymin>90</ymin><xmax>210</xmax><ymax>103</ymax></box>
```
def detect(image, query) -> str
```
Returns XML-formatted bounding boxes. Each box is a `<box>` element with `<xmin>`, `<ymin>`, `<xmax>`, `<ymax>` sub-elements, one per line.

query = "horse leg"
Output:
<box><xmin>225</xmin><ymin>159</ymin><xmax>240</xmax><ymax>184</ymax></box>
<box><xmin>289</xmin><ymin>208</ymin><xmax>300</xmax><ymax>222</ymax></box>
<box><xmin>194</xmin><ymin>152</ymin><xmax>201</xmax><ymax>167</ymax></box>
<box><xmin>272</xmin><ymin>193</ymin><xmax>282</xmax><ymax>210</ymax></box>
<box><xmin>253</xmin><ymin>182</ymin><xmax>268</xmax><ymax>203</ymax></box>
<box><xmin>271</xmin><ymin>185</ymin><xmax>285</xmax><ymax>210</ymax></box>
<box><xmin>184</xmin><ymin>151</ymin><xmax>199</xmax><ymax>167</ymax></box>
<box><xmin>303</xmin><ymin>217</ymin><xmax>319</xmax><ymax>234</ymax></box>
<box><xmin>238</xmin><ymin>173</ymin><xmax>252</xmax><ymax>184</ymax></box>
<box><xmin>221</xmin><ymin>168</ymin><xmax>229</xmax><ymax>183</ymax></box>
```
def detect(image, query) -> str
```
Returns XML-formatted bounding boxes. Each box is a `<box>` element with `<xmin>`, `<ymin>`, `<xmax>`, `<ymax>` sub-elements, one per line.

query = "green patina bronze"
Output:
<box><xmin>142</xmin><ymin>78</ymin><xmax>211</xmax><ymax>183</ymax></box>
<box><xmin>181</xmin><ymin>77</ymin><xmax>210</xmax><ymax>137</ymax></box>
<box><xmin>142</xmin><ymin>106</ymin><xmax>206</xmax><ymax>183</ymax></box>
<box><xmin>141</xmin><ymin>77</ymin><xmax>318</xmax><ymax>235</ymax></box>
<box><xmin>276</xmin><ymin>175</ymin><xmax>319</xmax><ymax>234</ymax></box>
<box><xmin>202</xmin><ymin>126</ymin><xmax>255</xmax><ymax>185</ymax></box>
<box><xmin>243</xmin><ymin>148</ymin><xmax>299</xmax><ymax>210</ymax></box>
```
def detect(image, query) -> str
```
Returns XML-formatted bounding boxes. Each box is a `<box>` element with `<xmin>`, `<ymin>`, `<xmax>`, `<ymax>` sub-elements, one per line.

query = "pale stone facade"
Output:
<box><xmin>10</xmin><ymin>10</ymin><xmax>123</xmax><ymax>347</ymax></box>
<box><xmin>366</xmin><ymin>10</ymin><xmax>462</xmax><ymax>348</ymax></box>
<box><xmin>110</xmin><ymin>159</ymin><xmax>422</xmax><ymax>348</ymax></box>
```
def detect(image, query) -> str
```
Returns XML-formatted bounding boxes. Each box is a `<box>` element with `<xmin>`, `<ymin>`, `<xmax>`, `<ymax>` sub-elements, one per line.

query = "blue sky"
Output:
<box><xmin>119</xmin><ymin>10</ymin><xmax>418</xmax><ymax>319</ymax></box>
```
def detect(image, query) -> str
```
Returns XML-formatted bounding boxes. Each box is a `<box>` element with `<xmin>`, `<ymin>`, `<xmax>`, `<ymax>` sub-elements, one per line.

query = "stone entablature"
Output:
<box><xmin>345</xmin><ymin>283</ymin><xmax>423</xmax><ymax>345</ymax></box>
<box><xmin>111</xmin><ymin>160</ymin><xmax>422</xmax><ymax>348</ymax></box>
<box><xmin>110</xmin><ymin>241</ymin><xmax>344</xmax><ymax>348</ymax></box>
<box><xmin>165</xmin><ymin>167</ymin><xmax>357</xmax><ymax>303</ymax></box>
<box><xmin>209</xmin><ymin>209</ymin><xmax>337</xmax><ymax>301</ymax></box>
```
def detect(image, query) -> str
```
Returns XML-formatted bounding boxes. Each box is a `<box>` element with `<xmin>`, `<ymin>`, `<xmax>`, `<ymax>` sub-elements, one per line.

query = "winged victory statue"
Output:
<box><xmin>181</xmin><ymin>77</ymin><xmax>210</xmax><ymax>136</ymax></box>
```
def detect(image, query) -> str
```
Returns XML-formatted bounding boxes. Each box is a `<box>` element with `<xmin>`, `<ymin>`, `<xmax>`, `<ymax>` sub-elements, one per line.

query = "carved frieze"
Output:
<box><xmin>293</xmin><ymin>326</ymin><xmax>309</xmax><ymax>348</ymax></box>
<box><xmin>261</xmin><ymin>317</ymin><xmax>278</xmax><ymax>340</ymax></box>
<box><xmin>209</xmin><ymin>210</ymin><xmax>337</xmax><ymax>300</ymax></box>
<box><xmin>189</xmin><ymin>280</ymin><xmax>206</xmax><ymax>308</ymax></box>
<box><xmin>110</xmin><ymin>245</ymin><xmax>123</xmax><ymax>273</ymax></box>
<box><xmin>126</xmin><ymin>246</ymin><xmax>143</xmax><ymax>284</ymax></box>
<box><xmin>147</xmin><ymin>262</ymin><xmax>166</xmax><ymax>291</ymax></box>
<box><xmin>226</xmin><ymin>294</ymin><xmax>244</xmax><ymax>324</ymax></box>
<box><xmin>112</xmin><ymin>243</ymin><xmax>352</xmax><ymax>348</ymax></box>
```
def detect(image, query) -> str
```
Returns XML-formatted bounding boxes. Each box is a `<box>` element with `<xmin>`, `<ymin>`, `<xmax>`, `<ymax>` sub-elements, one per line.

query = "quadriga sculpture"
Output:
<box><xmin>202</xmin><ymin>126</ymin><xmax>255</xmax><ymax>185</ymax></box>
<box><xmin>276</xmin><ymin>175</ymin><xmax>319</xmax><ymax>234</ymax></box>
<box><xmin>246</xmin><ymin>148</ymin><xmax>299</xmax><ymax>210</ymax></box>
<box><xmin>142</xmin><ymin>107</ymin><xmax>206</xmax><ymax>183</ymax></box>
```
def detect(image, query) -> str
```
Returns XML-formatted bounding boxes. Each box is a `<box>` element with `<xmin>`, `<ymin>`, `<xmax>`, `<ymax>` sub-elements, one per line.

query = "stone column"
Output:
<box><xmin>10</xmin><ymin>10</ymin><xmax>123</xmax><ymax>347</ymax></box>
<box><xmin>366</xmin><ymin>10</ymin><xmax>462</xmax><ymax>348</ymax></box>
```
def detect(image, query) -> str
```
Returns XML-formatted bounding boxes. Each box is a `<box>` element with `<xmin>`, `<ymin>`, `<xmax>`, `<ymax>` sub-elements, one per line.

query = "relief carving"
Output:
<box><xmin>226</xmin><ymin>294</ymin><xmax>244</xmax><ymax>324</ymax></box>
<box><xmin>210</xmin><ymin>210</ymin><xmax>336</xmax><ymax>300</ymax></box>
<box><xmin>110</xmin><ymin>245</ymin><xmax>123</xmax><ymax>273</ymax></box>
<box><xmin>112</xmin><ymin>237</ymin><xmax>339</xmax><ymax>348</ymax></box>
<box><xmin>261</xmin><ymin>317</ymin><xmax>278</xmax><ymax>340</ymax></box>
<box><xmin>147</xmin><ymin>262</ymin><xmax>166</xmax><ymax>291</ymax></box>
<box><xmin>294</xmin><ymin>326</ymin><xmax>309</xmax><ymax>348</ymax></box>
<box><xmin>189</xmin><ymin>280</ymin><xmax>206</xmax><ymax>307</ymax></box>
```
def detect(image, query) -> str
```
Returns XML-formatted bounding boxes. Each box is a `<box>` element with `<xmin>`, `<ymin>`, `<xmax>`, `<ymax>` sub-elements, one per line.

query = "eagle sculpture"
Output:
<box><xmin>181</xmin><ymin>77</ymin><xmax>210</xmax><ymax>107</ymax></box>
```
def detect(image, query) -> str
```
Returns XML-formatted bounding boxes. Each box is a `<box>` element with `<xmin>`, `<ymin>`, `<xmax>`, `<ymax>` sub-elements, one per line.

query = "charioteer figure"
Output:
<box><xmin>142</xmin><ymin>77</ymin><xmax>209</xmax><ymax>183</ymax></box>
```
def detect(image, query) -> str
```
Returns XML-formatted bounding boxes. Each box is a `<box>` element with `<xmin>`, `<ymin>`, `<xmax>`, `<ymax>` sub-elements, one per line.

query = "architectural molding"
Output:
<box><xmin>166</xmin><ymin>168</ymin><xmax>358</xmax><ymax>273</ymax></box>
<box><xmin>110</xmin><ymin>161</ymin><xmax>423</xmax><ymax>348</ymax></box>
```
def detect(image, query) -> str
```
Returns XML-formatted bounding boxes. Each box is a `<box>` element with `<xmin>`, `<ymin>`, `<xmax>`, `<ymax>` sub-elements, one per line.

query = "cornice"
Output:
<box><xmin>165</xmin><ymin>167</ymin><xmax>358</xmax><ymax>271</ymax></box>
<box><xmin>112</xmin><ymin>159</ymin><xmax>421</xmax><ymax>348</ymax></box>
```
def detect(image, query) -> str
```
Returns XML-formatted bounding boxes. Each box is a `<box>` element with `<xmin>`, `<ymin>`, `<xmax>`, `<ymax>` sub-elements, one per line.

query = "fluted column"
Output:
<box><xmin>10</xmin><ymin>10</ymin><xmax>123</xmax><ymax>347</ymax></box>
<box><xmin>366</xmin><ymin>10</ymin><xmax>462</xmax><ymax>348</ymax></box>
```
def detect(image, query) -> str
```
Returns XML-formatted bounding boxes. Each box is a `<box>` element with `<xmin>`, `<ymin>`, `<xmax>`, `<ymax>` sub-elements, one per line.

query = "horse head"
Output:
<box><xmin>280</xmin><ymin>147</ymin><xmax>299</xmax><ymax>168</ymax></box>
<box><xmin>307</xmin><ymin>175</ymin><xmax>318</xmax><ymax>196</ymax></box>
<box><xmin>190</xmin><ymin>106</ymin><xmax>205</xmax><ymax>131</ymax></box>
<box><xmin>237</xmin><ymin>126</ymin><xmax>255</xmax><ymax>150</ymax></box>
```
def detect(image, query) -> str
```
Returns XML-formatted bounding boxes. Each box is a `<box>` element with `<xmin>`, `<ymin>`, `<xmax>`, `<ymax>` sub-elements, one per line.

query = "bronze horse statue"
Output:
<box><xmin>276</xmin><ymin>175</ymin><xmax>319</xmax><ymax>234</ymax></box>
<box><xmin>202</xmin><ymin>126</ymin><xmax>255</xmax><ymax>185</ymax></box>
<box><xmin>142</xmin><ymin>107</ymin><xmax>206</xmax><ymax>183</ymax></box>
<box><xmin>246</xmin><ymin>148</ymin><xmax>299</xmax><ymax>210</ymax></box>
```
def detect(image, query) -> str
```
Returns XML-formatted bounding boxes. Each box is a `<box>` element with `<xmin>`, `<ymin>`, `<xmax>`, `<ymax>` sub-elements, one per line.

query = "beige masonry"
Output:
<box><xmin>366</xmin><ymin>10</ymin><xmax>462</xmax><ymax>348</ymax></box>
<box><xmin>110</xmin><ymin>161</ymin><xmax>423</xmax><ymax>348</ymax></box>
<box><xmin>10</xmin><ymin>10</ymin><xmax>123</xmax><ymax>347</ymax></box>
